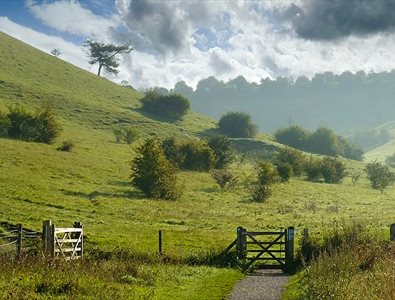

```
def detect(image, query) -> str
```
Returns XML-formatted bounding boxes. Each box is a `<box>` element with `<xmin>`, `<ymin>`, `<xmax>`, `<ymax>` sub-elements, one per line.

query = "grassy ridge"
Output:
<box><xmin>1</xmin><ymin>32</ymin><xmax>395</xmax><ymax>299</ymax></box>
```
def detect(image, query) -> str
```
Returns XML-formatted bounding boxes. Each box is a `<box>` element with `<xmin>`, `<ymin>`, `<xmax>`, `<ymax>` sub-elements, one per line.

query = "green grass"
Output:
<box><xmin>1</xmin><ymin>32</ymin><xmax>395</xmax><ymax>299</ymax></box>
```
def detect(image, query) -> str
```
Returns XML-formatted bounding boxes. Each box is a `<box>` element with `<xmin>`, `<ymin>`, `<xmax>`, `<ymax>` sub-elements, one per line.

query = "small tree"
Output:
<box><xmin>305</xmin><ymin>157</ymin><xmax>322</xmax><ymax>182</ymax></box>
<box><xmin>207</xmin><ymin>135</ymin><xmax>234</xmax><ymax>169</ymax></box>
<box><xmin>211</xmin><ymin>169</ymin><xmax>236</xmax><ymax>191</ymax></box>
<box><xmin>218</xmin><ymin>112</ymin><xmax>257</xmax><ymax>138</ymax></box>
<box><xmin>275</xmin><ymin>161</ymin><xmax>292</xmax><ymax>183</ymax></box>
<box><xmin>82</xmin><ymin>40</ymin><xmax>133</xmax><ymax>76</ymax></box>
<box><xmin>250</xmin><ymin>161</ymin><xmax>278</xmax><ymax>202</ymax></box>
<box><xmin>365</xmin><ymin>161</ymin><xmax>394</xmax><ymax>193</ymax></box>
<box><xmin>50</xmin><ymin>48</ymin><xmax>62</xmax><ymax>57</ymax></box>
<box><xmin>275</xmin><ymin>125</ymin><xmax>310</xmax><ymax>149</ymax></box>
<box><xmin>131</xmin><ymin>139</ymin><xmax>181</xmax><ymax>199</ymax></box>
<box><xmin>320</xmin><ymin>157</ymin><xmax>346</xmax><ymax>184</ymax></box>
<box><xmin>34</xmin><ymin>103</ymin><xmax>61</xmax><ymax>143</ymax></box>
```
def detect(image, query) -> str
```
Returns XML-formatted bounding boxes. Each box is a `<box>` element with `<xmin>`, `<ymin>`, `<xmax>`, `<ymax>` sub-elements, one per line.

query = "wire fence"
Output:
<box><xmin>0</xmin><ymin>225</ymin><xmax>42</xmax><ymax>258</ymax></box>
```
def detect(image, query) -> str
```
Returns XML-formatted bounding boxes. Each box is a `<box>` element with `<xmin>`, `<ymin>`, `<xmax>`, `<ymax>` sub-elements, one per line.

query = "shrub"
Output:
<box><xmin>161</xmin><ymin>137</ymin><xmax>185</xmax><ymax>167</ymax></box>
<box><xmin>179</xmin><ymin>139</ymin><xmax>215</xmax><ymax>172</ymax></box>
<box><xmin>4</xmin><ymin>104</ymin><xmax>61</xmax><ymax>143</ymax></box>
<box><xmin>218</xmin><ymin>112</ymin><xmax>257</xmax><ymax>138</ymax></box>
<box><xmin>365</xmin><ymin>161</ymin><xmax>394</xmax><ymax>192</ymax></box>
<box><xmin>0</xmin><ymin>112</ymin><xmax>10</xmax><ymax>137</ymax></box>
<box><xmin>275</xmin><ymin>162</ymin><xmax>292</xmax><ymax>182</ymax></box>
<box><xmin>211</xmin><ymin>169</ymin><xmax>236</xmax><ymax>191</ymax></box>
<box><xmin>57</xmin><ymin>140</ymin><xmax>74</xmax><ymax>152</ymax></box>
<box><xmin>250</xmin><ymin>161</ymin><xmax>278</xmax><ymax>202</ymax></box>
<box><xmin>113</xmin><ymin>127</ymin><xmax>124</xmax><ymax>143</ymax></box>
<box><xmin>305</xmin><ymin>157</ymin><xmax>322</xmax><ymax>182</ymax></box>
<box><xmin>112</xmin><ymin>126</ymin><xmax>138</xmax><ymax>144</ymax></box>
<box><xmin>131</xmin><ymin>138</ymin><xmax>182</xmax><ymax>200</ymax></box>
<box><xmin>306</xmin><ymin>127</ymin><xmax>341</xmax><ymax>156</ymax></box>
<box><xmin>274</xmin><ymin>125</ymin><xmax>310</xmax><ymax>149</ymax></box>
<box><xmin>274</xmin><ymin>147</ymin><xmax>305</xmax><ymax>176</ymax></box>
<box><xmin>207</xmin><ymin>135</ymin><xmax>234</xmax><ymax>169</ymax></box>
<box><xmin>141</xmin><ymin>90</ymin><xmax>190</xmax><ymax>119</ymax></box>
<box><xmin>320</xmin><ymin>157</ymin><xmax>346</xmax><ymax>184</ymax></box>
<box><xmin>34</xmin><ymin>104</ymin><xmax>61</xmax><ymax>143</ymax></box>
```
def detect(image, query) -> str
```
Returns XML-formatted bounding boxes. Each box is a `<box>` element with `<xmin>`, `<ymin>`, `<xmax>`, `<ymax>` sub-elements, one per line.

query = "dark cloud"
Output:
<box><xmin>209</xmin><ymin>50</ymin><xmax>234</xmax><ymax>74</ymax></box>
<box><xmin>116</xmin><ymin>0</ymin><xmax>221</xmax><ymax>56</ymax></box>
<box><xmin>281</xmin><ymin>0</ymin><xmax>395</xmax><ymax>40</ymax></box>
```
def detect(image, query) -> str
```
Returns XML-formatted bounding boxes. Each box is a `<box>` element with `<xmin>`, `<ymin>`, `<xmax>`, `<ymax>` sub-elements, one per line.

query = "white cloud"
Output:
<box><xmin>26</xmin><ymin>0</ymin><xmax>120</xmax><ymax>41</ymax></box>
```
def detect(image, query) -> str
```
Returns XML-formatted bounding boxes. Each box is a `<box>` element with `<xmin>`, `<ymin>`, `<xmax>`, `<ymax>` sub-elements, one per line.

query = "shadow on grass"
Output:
<box><xmin>129</xmin><ymin>107</ymin><xmax>183</xmax><ymax>124</ymax></box>
<box><xmin>60</xmin><ymin>188</ymin><xmax>143</xmax><ymax>201</ymax></box>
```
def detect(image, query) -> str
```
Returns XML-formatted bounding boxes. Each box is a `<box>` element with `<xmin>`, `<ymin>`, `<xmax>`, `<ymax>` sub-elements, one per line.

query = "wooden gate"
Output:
<box><xmin>43</xmin><ymin>220</ymin><xmax>83</xmax><ymax>260</ymax></box>
<box><xmin>223</xmin><ymin>226</ymin><xmax>294</xmax><ymax>272</ymax></box>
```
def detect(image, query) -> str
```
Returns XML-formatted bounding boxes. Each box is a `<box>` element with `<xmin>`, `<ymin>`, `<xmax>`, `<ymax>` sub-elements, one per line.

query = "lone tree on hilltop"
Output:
<box><xmin>82</xmin><ymin>40</ymin><xmax>133</xmax><ymax>76</ymax></box>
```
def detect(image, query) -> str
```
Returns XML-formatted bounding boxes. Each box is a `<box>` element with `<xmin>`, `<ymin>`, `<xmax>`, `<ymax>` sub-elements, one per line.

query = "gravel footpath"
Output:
<box><xmin>228</xmin><ymin>269</ymin><xmax>290</xmax><ymax>300</ymax></box>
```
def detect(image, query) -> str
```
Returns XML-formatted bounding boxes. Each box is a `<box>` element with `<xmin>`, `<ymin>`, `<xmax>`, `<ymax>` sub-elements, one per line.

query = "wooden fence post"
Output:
<box><xmin>50</xmin><ymin>223</ymin><xmax>55</xmax><ymax>257</ymax></box>
<box><xmin>73</xmin><ymin>222</ymin><xmax>83</xmax><ymax>259</ymax></box>
<box><xmin>158</xmin><ymin>230</ymin><xmax>162</xmax><ymax>256</ymax></box>
<box><xmin>16</xmin><ymin>224</ymin><xmax>22</xmax><ymax>260</ymax></box>
<box><xmin>390</xmin><ymin>224</ymin><xmax>395</xmax><ymax>241</ymax></box>
<box><xmin>42</xmin><ymin>220</ymin><xmax>52</xmax><ymax>257</ymax></box>
<box><xmin>236</xmin><ymin>226</ymin><xmax>243</xmax><ymax>260</ymax></box>
<box><xmin>242</xmin><ymin>227</ymin><xmax>247</xmax><ymax>260</ymax></box>
<box><xmin>285</xmin><ymin>226</ymin><xmax>295</xmax><ymax>272</ymax></box>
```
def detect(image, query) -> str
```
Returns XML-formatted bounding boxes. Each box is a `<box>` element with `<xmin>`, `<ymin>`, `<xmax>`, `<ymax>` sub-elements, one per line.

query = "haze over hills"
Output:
<box><xmin>158</xmin><ymin>72</ymin><xmax>395</xmax><ymax>148</ymax></box>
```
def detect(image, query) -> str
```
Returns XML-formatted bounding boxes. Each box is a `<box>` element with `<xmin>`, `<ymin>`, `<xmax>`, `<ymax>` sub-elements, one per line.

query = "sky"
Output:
<box><xmin>2</xmin><ymin>0</ymin><xmax>395</xmax><ymax>89</ymax></box>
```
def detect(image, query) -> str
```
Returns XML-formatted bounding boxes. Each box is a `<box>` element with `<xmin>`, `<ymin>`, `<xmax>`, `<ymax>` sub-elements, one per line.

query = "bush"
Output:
<box><xmin>161</xmin><ymin>138</ymin><xmax>215</xmax><ymax>172</ymax></box>
<box><xmin>0</xmin><ymin>112</ymin><xmax>10</xmax><ymax>137</ymax></box>
<box><xmin>305</xmin><ymin>157</ymin><xmax>322</xmax><ymax>182</ymax></box>
<box><xmin>207</xmin><ymin>135</ymin><xmax>234</xmax><ymax>169</ymax></box>
<box><xmin>141</xmin><ymin>90</ymin><xmax>190</xmax><ymax>119</ymax></box>
<box><xmin>112</xmin><ymin>126</ymin><xmax>138</xmax><ymax>144</ymax></box>
<box><xmin>211</xmin><ymin>169</ymin><xmax>236</xmax><ymax>191</ymax></box>
<box><xmin>179</xmin><ymin>140</ymin><xmax>215</xmax><ymax>171</ymax></box>
<box><xmin>57</xmin><ymin>140</ymin><xmax>74</xmax><ymax>152</ymax></box>
<box><xmin>218</xmin><ymin>112</ymin><xmax>257</xmax><ymax>138</ymax></box>
<box><xmin>274</xmin><ymin>147</ymin><xmax>305</xmax><ymax>176</ymax></box>
<box><xmin>306</xmin><ymin>127</ymin><xmax>341</xmax><ymax>156</ymax></box>
<box><xmin>365</xmin><ymin>161</ymin><xmax>394</xmax><ymax>192</ymax></box>
<box><xmin>2</xmin><ymin>104</ymin><xmax>61</xmax><ymax>143</ymax></box>
<box><xmin>250</xmin><ymin>161</ymin><xmax>278</xmax><ymax>202</ymax></box>
<box><xmin>275</xmin><ymin>162</ymin><xmax>292</xmax><ymax>182</ymax></box>
<box><xmin>320</xmin><ymin>157</ymin><xmax>346</xmax><ymax>184</ymax></box>
<box><xmin>131</xmin><ymin>139</ymin><xmax>182</xmax><ymax>200</ymax></box>
<box><xmin>274</xmin><ymin>125</ymin><xmax>310</xmax><ymax>149</ymax></box>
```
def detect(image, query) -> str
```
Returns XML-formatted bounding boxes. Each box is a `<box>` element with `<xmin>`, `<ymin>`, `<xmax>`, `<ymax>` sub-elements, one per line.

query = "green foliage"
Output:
<box><xmin>131</xmin><ymin>139</ymin><xmax>181</xmax><ymax>200</ymax></box>
<box><xmin>274</xmin><ymin>125</ymin><xmax>363</xmax><ymax>161</ymax></box>
<box><xmin>365</xmin><ymin>161</ymin><xmax>394</xmax><ymax>192</ymax></box>
<box><xmin>82</xmin><ymin>39</ymin><xmax>133</xmax><ymax>76</ymax></box>
<box><xmin>207</xmin><ymin>135</ymin><xmax>234</xmax><ymax>169</ymax></box>
<box><xmin>275</xmin><ymin>162</ymin><xmax>292</xmax><ymax>182</ymax></box>
<box><xmin>161</xmin><ymin>138</ymin><xmax>215</xmax><ymax>171</ymax></box>
<box><xmin>2</xmin><ymin>104</ymin><xmax>61</xmax><ymax>143</ymax></box>
<box><xmin>141</xmin><ymin>90</ymin><xmax>190</xmax><ymax>119</ymax></box>
<box><xmin>274</xmin><ymin>147</ymin><xmax>305</xmax><ymax>176</ymax></box>
<box><xmin>320</xmin><ymin>157</ymin><xmax>346</xmax><ymax>184</ymax></box>
<box><xmin>112</xmin><ymin>126</ymin><xmax>138</xmax><ymax>144</ymax></box>
<box><xmin>274</xmin><ymin>125</ymin><xmax>310</xmax><ymax>150</ymax></box>
<box><xmin>250</xmin><ymin>161</ymin><xmax>278</xmax><ymax>202</ymax></box>
<box><xmin>57</xmin><ymin>140</ymin><xmax>74</xmax><ymax>152</ymax></box>
<box><xmin>304</xmin><ymin>157</ymin><xmax>322</xmax><ymax>182</ymax></box>
<box><xmin>211</xmin><ymin>169</ymin><xmax>236</xmax><ymax>191</ymax></box>
<box><xmin>218</xmin><ymin>112</ymin><xmax>257</xmax><ymax>138</ymax></box>
<box><xmin>179</xmin><ymin>139</ymin><xmax>216</xmax><ymax>172</ymax></box>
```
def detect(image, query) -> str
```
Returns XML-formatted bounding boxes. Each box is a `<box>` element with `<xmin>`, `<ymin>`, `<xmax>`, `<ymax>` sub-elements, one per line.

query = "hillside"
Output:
<box><xmin>1</xmin><ymin>32</ymin><xmax>395</xmax><ymax>299</ymax></box>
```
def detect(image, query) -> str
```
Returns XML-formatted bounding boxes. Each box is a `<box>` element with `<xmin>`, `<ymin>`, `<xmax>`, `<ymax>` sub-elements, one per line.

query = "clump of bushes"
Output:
<box><xmin>140</xmin><ymin>90</ymin><xmax>190</xmax><ymax>119</ymax></box>
<box><xmin>0</xmin><ymin>104</ymin><xmax>61</xmax><ymax>143</ymax></box>
<box><xmin>274</xmin><ymin>147</ymin><xmax>305</xmax><ymax>176</ymax></box>
<box><xmin>131</xmin><ymin>138</ymin><xmax>182</xmax><ymax>200</ymax></box>
<box><xmin>304</xmin><ymin>156</ymin><xmax>346</xmax><ymax>184</ymax></box>
<box><xmin>113</xmin><ymin>126</ymin><xmax>138</xmax><ymax>144</ymax></box>
<box><xmin>161</xmin><ymin>138</ymin><xmax>215</xmax><ymax>172</ymax></box>
<box><xmin>275</xmin><ymin>125</ymin><xmax>363</xmax><ymax>160</ymax></box>
<box><xmin>218</xmin><ymin>112</ymin><xmax>257</xmax><ymax>138</ymax></box>
<box><xmin>365</xmin><ymin>161</ymin><xmax>394</xmax><ymax>192</ymax></box>
<box><xmin>207</xmin><ymin>135</ymin><xmax>234</xmax><ymax>169</ymax></box>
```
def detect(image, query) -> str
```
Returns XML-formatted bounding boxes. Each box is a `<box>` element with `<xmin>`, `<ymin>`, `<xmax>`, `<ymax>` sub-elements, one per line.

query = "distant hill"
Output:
<box><xmin>160</xmin><ymin>72</ymin><xmax>395</xmax><ymax>140</ymax></box>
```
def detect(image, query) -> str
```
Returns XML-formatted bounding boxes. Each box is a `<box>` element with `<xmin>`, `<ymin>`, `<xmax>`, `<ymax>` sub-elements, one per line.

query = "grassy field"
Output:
<box><xmin>1</xmin><ymin>32</ymin><xmax>395</xmax><ymax>299</ymax></box>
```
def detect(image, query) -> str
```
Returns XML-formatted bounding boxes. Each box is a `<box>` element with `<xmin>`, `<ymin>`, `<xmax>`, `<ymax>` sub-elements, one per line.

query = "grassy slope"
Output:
<box><xmin>1</xmin><ymin>32</ymin><xmax>395</xmax><ymax>298</ymax></box>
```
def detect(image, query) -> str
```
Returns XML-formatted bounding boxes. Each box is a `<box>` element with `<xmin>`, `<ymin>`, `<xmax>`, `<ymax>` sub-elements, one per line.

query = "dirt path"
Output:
<box><xmin>228</xmin><ymin>269</ymin><xmax>290</xmax><ymax>300</ymax></box>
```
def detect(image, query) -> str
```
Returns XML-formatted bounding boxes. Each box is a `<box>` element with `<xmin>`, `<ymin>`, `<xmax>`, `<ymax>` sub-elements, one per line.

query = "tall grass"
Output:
<box><xmin>285</xmin><ymin>224</ymin><xmax>395</xmax><ymax>300</ymax></box>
